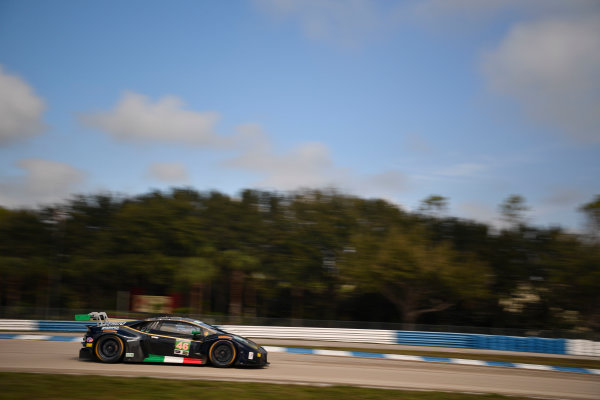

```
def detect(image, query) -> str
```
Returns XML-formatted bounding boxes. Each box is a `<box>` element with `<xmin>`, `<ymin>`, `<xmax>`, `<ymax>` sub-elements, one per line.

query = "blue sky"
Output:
<box><xmin>0</xmin><ymin>0</ymin><xmax>599</xmax><ymax>230</ymax></box>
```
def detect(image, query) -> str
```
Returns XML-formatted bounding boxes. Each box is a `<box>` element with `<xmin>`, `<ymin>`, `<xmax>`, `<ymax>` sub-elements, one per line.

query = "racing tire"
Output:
<box><xmin>209</xmin><ymin>340</ymin><xmax>236</xmax><ymax>367</ymax></box>
<box><xmin>94</xmin><ymin>335</ymin><xmax>124</xmax><ymax>363</ymax></box>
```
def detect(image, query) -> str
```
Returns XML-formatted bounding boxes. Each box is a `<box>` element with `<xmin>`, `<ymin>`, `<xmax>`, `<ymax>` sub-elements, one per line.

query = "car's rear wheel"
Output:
<box><xmin>209</xmin><ymin>340</ymin><xmax>236</xmax><ymax>367</ymax></box>
<box><xmin>95</xmin><ymin>335</ymin><xmax>124</xmax><ymax>363</ymax></box>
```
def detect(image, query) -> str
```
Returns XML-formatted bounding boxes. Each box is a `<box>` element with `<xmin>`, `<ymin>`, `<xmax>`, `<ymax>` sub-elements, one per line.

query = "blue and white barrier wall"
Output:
<box><xmin>222</xmin><ymin>325</ymin><xmax>599</xmax><ymax>357</ymax></box>
<box><xmin>0</xmin><ymin>319</ymin><xmax>598</xmax><ymax>357</ymax></box>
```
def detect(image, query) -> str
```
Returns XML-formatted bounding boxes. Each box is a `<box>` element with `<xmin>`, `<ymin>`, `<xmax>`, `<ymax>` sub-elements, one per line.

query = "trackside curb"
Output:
<box><xmin>261</xmin><ymin>346</ymin><xmax>600</xmax><ymax>375</ymax></box>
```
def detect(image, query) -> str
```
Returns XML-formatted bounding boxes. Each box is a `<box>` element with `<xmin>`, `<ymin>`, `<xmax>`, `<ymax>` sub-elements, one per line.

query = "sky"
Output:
<box><xmin>0</xmin><ymin>0</ymin><xmax>599</xmax><ymax>230</ymax></box>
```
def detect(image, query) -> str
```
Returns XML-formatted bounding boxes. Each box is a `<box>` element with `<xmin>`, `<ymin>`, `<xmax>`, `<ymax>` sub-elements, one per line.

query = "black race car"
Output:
<box><xmin>77</xmin><ymin>312</ymin><xmax>268</xmax><ymax>367</ymax></box>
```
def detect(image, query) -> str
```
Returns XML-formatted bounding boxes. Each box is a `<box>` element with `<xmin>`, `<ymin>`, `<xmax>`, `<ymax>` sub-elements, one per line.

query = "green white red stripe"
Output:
<box><xmin>143</xmin><ymin>354</ymin><xmax>202</xmax><ymax>364</ymax></box>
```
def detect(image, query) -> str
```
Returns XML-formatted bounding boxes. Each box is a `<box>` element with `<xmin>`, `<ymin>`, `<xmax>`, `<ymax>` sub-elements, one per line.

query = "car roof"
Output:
<box><xmin>143</xmin><ymin>316</ymin><xmax>198</xmax><ymax>323</ymax></box>
<box><xmin>139</xmin><ymin>316</ymin><xmax>220</xmax><ymax>330</ymax></box>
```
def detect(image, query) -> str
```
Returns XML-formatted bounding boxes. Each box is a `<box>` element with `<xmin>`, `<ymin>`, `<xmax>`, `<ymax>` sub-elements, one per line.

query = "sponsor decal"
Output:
<box><xmin>218</xmin><ymin>336</ymin><xmax>232</xmax><ymax>339</ymax></box>
<box><xmin>86</xmin><ymin>337</ymin><xmax>94</xmax><ymax>343</ymax></box>
<box><xmin>174</xmin><ymin>339</ymin><xmax>190</xmax><ymax>356</ymax></box>
<box><xmin>102</xmin><ymin>327</ymin><xmax>120</xmax><ymax>331</ymax></box>
<box><xmin>126</xmin><ymin>352</ymin><xmax>134</xmax><ymax>358</ymax></box>
<box><xmin>248</xmin><ymin>352</ymin><xmax>254</xmax><ymax>360</ymax></box>
<box><xmin>85</xmin><ymin>343</ymin><xmax>93</xmax><ymax>348</ymax></box>
<box><xmin>257</xmin><ymin>353</ymin><xmax>262</xmax><ymax>358</ymax></box>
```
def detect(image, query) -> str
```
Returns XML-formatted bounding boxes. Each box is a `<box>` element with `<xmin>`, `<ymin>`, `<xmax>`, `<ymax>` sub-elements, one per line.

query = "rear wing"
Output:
<box><xmin>74</xmin><ymin>312</ymin><xmax>110</xmax><ymax>326</ymax></box>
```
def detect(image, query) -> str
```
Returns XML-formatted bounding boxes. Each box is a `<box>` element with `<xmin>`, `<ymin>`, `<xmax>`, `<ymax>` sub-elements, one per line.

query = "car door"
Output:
<box><xmin>126</xmin><ymin>321</ymin><xmax>159</xmax><ymax>356</ymax></box>
<box><xmin>148</xmin><ymin>321</ymin><xmax>196</xmax><ymax>358</ymax></box>
<box><xmin>138</xmin><ymin>321</ymin><xmax>167</xmax><ymax>356</ymax></box>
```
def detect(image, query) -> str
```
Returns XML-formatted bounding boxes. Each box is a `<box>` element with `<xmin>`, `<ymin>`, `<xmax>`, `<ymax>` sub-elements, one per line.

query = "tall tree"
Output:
<box><xmin>175</xmin><ymin>256</ymin><xmax>217</xmax><ymax>315</ymax></box>
<box><xmin>545</xmin><ymin>232</ymin><xmax>600</xmax><ymax>331</ymax></box>
<box><xmin>219</xmin><ymin>250</ymin><xmax>259</xmax><ymax>320</ymax></box>
<box><xmin>499</xmin><ymin>195</ymin><xmax>529</xmax><ymax>229</ymax></box>
<box><xmin>419</xmin><ymin>195</ymin><xmax>448</xmax><ymax>217</ymax></box>
<box><xmin>341</xmin><ymin>227</ymin><xmax>490</xmax><ymax>324</ymax></box>
<box><xmin>579</xmin><ymin>195</ymin><xmax>600</xmax><ymax>240</ymax></box>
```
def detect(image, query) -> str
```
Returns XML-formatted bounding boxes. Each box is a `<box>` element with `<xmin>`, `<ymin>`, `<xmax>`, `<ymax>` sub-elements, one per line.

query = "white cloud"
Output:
<box><xmin>0</xmin><ymin>65</ymin><xmax>46</xmax><ymax>146</ymax></box>
<box><xmin>147</xmin><ymin>162</ymin><xmax>189</xmax><ymax>183</ymax></box>
<box><xmin>0</xmin><ymin>159</ymin><xmax>86</xmax><ymax>208</ymax></box>
<box><xmin>257</xmin><ymin>0</ymin><xmax>600</xmax><ymax>44</ymax></box>
<box><xmin>226</xmin><ymin>124</ymin><xmax>409</xmax><ymax>197</ymax></box>
<box><xmin>543</xmin><ymin>187</ymin><xmax>584</xmax><ymax>207</ymax></box>
<box><xmin>227</xmin><ymin>128</ymin><xmax>343</xmax><ymax>189</ymax></box>
<box><xmin>405</xmin><ymin>1</ymin><xmax>600</xmax><ymax>143</ymax></box>
<box><xmin>81</xmin><ymin>93</ymin><xmax>410</xmax><ymax>199</ymax></box>
<box><xmin>254</xmin><ymin>0</ymin><xmax>393</xmax><ymax>48</ymax></box>
<box><xmin>411</xmin><ymin>0</ymin><xmax>516</xmax><ymax>27</ymax></box>
<box><xmin>456</xmin><ymin>201</ymin><xmax>504</xmax><ymax>228</ymax></box>
<box><xmin>80</xmin><ymin>92</ymin><xmax>222</xmax><ymax>146</ymax></box>
<box><xmin>411</xmin><ymin>0</ymin><xmax>599</xmax><ymax>27</ymax></box>
<box><xmin>351</xmin><ymin>170</ymin><xmax>410</xmax><ymax>199</ymax></box>
<box><xmin>482</xmin><ymin>14</ymin><xmax>600</xmax><ymax>143</ymax></box>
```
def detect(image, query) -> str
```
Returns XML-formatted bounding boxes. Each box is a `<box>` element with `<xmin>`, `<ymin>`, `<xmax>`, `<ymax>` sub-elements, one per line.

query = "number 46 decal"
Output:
<box><xmin>174</xmin><ymin>339</ymin><xmax>190</xmax><ymax>356</ymax></box>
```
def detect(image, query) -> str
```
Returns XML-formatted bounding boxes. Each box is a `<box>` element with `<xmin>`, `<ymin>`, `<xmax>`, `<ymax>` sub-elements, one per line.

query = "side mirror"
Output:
<box><xmin>192</xmin><ymin>330</ymin><xmax>201</xmax><ymax>338</ymax></box>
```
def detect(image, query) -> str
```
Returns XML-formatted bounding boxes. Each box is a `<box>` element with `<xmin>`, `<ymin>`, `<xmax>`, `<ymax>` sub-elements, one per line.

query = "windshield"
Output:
<box><xmin>192</xmin><ymin>320</ymin><xmax>220</xmax><ymax>335</ymax></box>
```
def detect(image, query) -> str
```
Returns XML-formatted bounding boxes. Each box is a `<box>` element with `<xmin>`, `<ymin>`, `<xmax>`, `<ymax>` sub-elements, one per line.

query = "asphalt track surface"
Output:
<box><xmin>0</xmin><ymin>340</ymin><xmax>598</xmax><ymax>399</ymax></box>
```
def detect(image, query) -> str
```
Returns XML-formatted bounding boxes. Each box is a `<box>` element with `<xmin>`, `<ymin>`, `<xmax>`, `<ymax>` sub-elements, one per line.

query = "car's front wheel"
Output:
<box><xmin>209</xmin><ymin>340</ymin><xmax>236</xmax><ymax>367</ymax></box>
<box><xmin>94</xmin><ymin>335</ymin><xmax>124</xmax><ymax>363</ymax></box>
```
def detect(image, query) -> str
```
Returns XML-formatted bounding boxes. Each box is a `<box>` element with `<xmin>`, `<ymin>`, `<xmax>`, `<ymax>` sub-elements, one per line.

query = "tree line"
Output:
<box><xmin>0</xmin><ymin>188</ymin><xmax>598</xmax><ymax>335</ymax></box>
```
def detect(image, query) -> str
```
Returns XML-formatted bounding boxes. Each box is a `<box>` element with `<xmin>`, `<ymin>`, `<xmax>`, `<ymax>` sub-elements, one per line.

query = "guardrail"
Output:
<box><xmin>1</xmin><ymin>319</ymin><xmax>598</xmax><ymax>357</ymax></box>
<box><xmin>0</xmin><ymin>320</ymin><xmax>38</xmax><ymax>331</ymax></box>
<box><xmin>220</xmin><ymin>325</ymin><xmax>396</xmax><ymax>344</ymax></box>
<box><xmin>473</xmin><ymin>334</ymin><xmax>567</xmax><ymax>354</ymax></box>
<box><xmin>395</xmin><ymin>331</ymin><xmax>473</xmax><ymax>347</ymax></box>
<box><xmin>37</xmin><ymin>320</ymin><xmax>91</xmax><ymax>332</ymax></box>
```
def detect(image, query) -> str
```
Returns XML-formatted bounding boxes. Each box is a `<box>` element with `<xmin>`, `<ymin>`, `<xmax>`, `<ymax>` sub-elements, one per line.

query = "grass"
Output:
<box><xmin>0</xmin><ymin>372</ymin><xmax>532</xmax><ymax>400</ymax></box>
<box><xmin>273</xmin><ymin>344</ymin><xmax>600</xmax><ymax>370</ymax></box>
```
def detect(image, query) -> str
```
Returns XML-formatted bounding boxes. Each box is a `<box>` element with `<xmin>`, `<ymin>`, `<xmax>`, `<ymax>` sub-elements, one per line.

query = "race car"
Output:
<box><xmin>77</xmin><ymin>312</ymin><xmax>268</xmax><ymax>367</ymax></box>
